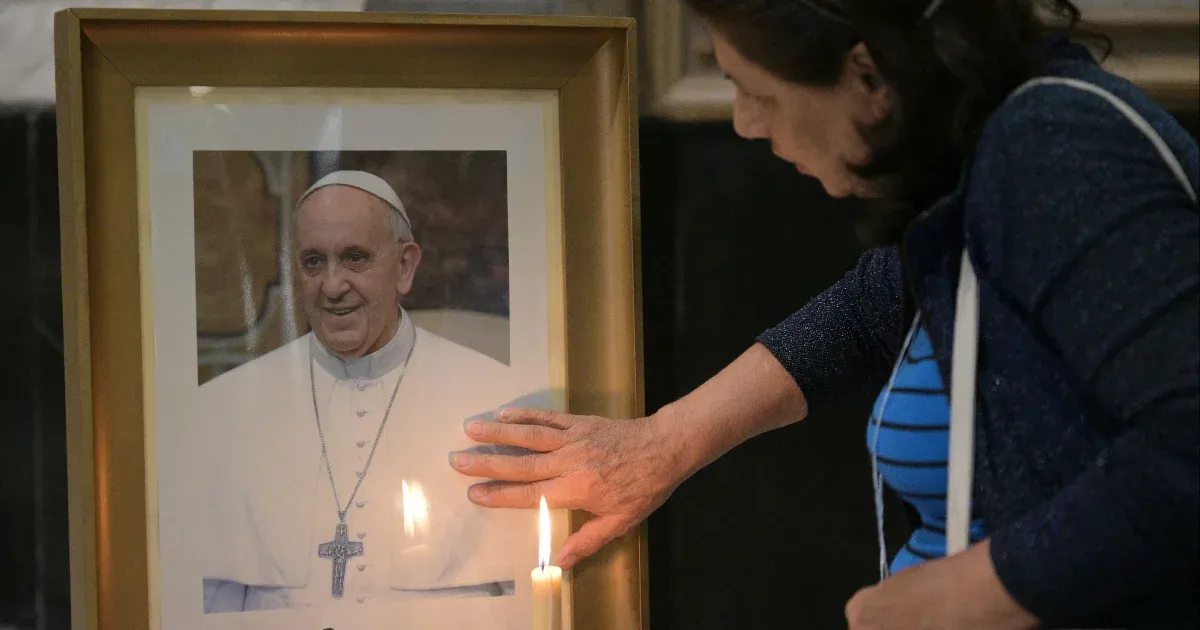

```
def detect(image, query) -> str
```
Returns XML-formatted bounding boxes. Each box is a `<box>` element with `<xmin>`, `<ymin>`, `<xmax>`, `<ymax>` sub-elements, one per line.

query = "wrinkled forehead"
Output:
<box><xmin>293</xmin><ymin>185</ymin><xmax>393</xmax><ymax>244</ymax></box>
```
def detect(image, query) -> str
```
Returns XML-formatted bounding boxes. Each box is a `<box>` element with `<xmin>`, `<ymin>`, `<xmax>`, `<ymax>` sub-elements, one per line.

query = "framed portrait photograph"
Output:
<box><xmin>641</xmin><ymin>0</ymin><xmax>1198</xmax><ymax>119</ymax></box>
<box><xmin>55</xmin><ymin>8</ymin><xmax>644</xmax><ymax>630</ymax></box>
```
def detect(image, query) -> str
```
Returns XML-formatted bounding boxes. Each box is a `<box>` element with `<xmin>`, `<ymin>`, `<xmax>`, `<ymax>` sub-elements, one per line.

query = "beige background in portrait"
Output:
<box><xmin>137</xmin><ymin>85</ymin><xmax>570</xmax><ymax>630</ymax></box>
<box><xmin>192</xmin><ymin>149</ymin><xmax>512</xmax><ymax>385</ymax></box>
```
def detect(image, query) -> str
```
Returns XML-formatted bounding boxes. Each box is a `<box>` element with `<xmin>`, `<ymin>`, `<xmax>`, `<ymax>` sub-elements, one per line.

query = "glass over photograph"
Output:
<box><xmin>194</xmin><ymin>150</ymin><xmax>516</xmax><ymax>613</ymax></box>
<box><xmin>138</xmin><ymin>87</ymin><xmax>566</xmax><ymax>630</ymax></box>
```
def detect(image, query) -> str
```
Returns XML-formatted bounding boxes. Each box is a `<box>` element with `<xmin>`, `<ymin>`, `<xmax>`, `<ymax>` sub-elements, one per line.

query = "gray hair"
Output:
<box><xmin>380</xmin><ymin>201</ymin><xmax>414</xmax><ymax>243</ymax></box>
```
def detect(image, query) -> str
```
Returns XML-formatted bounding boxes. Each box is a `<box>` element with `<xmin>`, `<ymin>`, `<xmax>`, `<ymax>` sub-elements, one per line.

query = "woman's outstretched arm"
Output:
<box><xmin>452</xmin><ymin>341</ymin><xmax>805</xmax><ymax>568</ymax></box>
<box><xmin>452</xmin><ymin>246</ymin><xmax>903</xmax><ymax>568</ymax></box>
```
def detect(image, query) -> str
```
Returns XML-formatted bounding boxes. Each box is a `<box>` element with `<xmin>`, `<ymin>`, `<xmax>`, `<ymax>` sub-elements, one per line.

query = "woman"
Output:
<box><xmin>451</xmin><ymin>0</ymin><xmax>1199</xmax><ymax>626</ymax></box>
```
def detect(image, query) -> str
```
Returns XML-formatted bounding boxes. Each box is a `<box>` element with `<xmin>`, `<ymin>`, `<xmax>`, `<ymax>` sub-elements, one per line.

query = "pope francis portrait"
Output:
<box><xmin>197</xmin><ymin>169</ymin><xmax>530</xmax><ymax>614</ymax></box>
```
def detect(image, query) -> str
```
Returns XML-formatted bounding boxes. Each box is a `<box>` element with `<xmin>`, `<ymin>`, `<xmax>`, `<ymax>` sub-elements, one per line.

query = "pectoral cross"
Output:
<box><xmin>317</xmin><ymin>522</ymin><xmax>364</xmax><ymax>598</ymax></box>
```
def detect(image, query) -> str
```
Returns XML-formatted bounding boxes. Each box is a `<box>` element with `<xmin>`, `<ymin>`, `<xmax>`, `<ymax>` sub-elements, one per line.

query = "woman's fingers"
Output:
<box><xmin>465</xmin><ymin>479</ymin><xmax>574</xmax><ymax>510</ymax></box>
<box><xmin>454</xmin><ymin>411</ymin><xmax>680</xmax><ymax>570</ymax></box>
<box><xmin>496</xmin><ymin>407</ymin><xmax>577</xmax><ymax>430</ymax></box>
<box><xmin>464</xmin><ymin>419</ymin><xmax>566</xmax><ymax>452</ymax></box>
<box><xmin>451</xmin><ymin>449</ymin><xmax>559</xmax><ymax>483</ymax></box>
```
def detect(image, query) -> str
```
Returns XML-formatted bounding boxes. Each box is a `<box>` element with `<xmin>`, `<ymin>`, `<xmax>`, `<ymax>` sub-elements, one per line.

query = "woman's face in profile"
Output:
<box><xmin>709</xmin><ymin>24</ymin><xmax>894</xmax><ymax>199</ymax></box>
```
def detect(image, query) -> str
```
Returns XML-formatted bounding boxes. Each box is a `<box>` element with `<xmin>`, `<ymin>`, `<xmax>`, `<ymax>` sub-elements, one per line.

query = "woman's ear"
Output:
<box><xmin>845</xmin><ymin>42</ymin><xmax>893</xmax><ymax>125</ymax></box>
<box><xmin>847</xmin><ymin>42</ymin><xmax>884</xmax><ymax>93</ymax></box>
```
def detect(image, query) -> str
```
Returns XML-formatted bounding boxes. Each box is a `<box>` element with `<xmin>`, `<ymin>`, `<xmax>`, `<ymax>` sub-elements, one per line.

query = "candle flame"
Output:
<box><xmin>538</xmin><ymin>495</ymin><xmax>550</xmax><ymax>569</ymax></box>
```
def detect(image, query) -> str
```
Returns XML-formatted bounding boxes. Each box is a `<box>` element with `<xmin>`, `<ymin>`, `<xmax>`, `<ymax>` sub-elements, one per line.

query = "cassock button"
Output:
<box><xmin>356</xmin><ymin>410</ymin><xmax>367</xmax><ymax>417</ymax></box>
<box><xmin>356</xmin><ymin>440</ymin><xmax>367</xmax><ymax>448</ymax></box>
<box><xmin>356</xmin><ymin>382</ymin><xmax>367</xmax><ymax>391</ymax></box>
<box><xmin>357</xmin><ymin>563</ymin><xmax>367</xmax><ymax>572</ymax></box>
<box><xmin>357</xmin><ymin>532</ymin><xmax>367</xmax><ymax>540</ymax></box>
<box><xmin>356</xmin><ymin>596</ymin><xmax>366</xmax><ymax>603</ymax></box>
<box><xmin>356</xmin><ymin>501</ymin><xmax>367</xmax><ymax>508</ymax></box>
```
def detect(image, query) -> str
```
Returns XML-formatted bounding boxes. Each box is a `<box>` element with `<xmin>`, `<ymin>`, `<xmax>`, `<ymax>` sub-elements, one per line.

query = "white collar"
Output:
<box><xmin>309</xmin><ymin>308</ymin><xmax>416</xmax><ymax>381</ymax></box>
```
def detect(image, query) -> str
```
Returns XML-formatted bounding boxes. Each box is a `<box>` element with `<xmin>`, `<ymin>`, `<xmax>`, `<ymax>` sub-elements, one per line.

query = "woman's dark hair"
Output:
<box><xmin>682</xmin><ymin>0</ymin><xmax>1105</xmax><ymax>244</ymax></box>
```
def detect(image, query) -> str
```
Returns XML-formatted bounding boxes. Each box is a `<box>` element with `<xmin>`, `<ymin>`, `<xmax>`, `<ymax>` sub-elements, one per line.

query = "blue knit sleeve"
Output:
<box><xmin>756</xmin><ymin>246</ymin><xmax>904</xmax><ymax>412</ymax></box>
<box><xmin>967</xmin><ymin>78</ymin><xmax>1199</xmax><ymax>625</ymax></box>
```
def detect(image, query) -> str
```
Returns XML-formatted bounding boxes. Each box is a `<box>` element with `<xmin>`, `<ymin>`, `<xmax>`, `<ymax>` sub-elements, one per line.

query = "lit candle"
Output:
<box><xmin>531</xmin><ymin>496</ymin><xmax>562</xmax><ymax>630</ymax></box>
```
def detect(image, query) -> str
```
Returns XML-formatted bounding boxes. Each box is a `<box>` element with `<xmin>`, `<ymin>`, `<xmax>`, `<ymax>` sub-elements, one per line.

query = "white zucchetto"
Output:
<box><xmin>296</xmin><ymin>169</ymin><xmax>411</xmax><ymax>229</ymax></box>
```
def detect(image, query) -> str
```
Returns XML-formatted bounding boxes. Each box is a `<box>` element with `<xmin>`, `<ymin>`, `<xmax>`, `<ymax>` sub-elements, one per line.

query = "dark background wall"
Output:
<box><xmin>1</xmin><ymin>108</ymin><xmax>71</xmax><ymax>630</ymax></box>
<box><xmin>637</xmin><ymin>118</ymin><xmax>917</xmax><ymax>630</ymax></box>
<box><xmin>2</xmin><ymin>108</ymin><xmax>1197</xmax><ymax>630</ymax></box>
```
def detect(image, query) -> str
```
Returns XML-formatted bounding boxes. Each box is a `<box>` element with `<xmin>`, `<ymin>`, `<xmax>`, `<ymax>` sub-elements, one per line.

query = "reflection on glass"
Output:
<box><xmin>400</xmin><ymin>479</ymin><xmax>431</xmax><ymax>539</ymax></box>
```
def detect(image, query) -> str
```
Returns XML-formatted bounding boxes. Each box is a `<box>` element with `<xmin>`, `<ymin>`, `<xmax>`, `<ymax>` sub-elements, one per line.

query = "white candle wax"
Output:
<box><xmin>531</xmin><ymin>564</ymin><xmax>563</xmax><ymax>630</ymax></box>
<box><xmin>532</xmin><ymin>496</ymin><xmax>563</xmax><ymax>630</ymax></box>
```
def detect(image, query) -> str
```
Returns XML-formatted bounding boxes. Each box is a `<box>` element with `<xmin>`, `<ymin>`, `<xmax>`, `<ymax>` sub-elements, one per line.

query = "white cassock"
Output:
<box><xmin>197</xmin><ymin>309</ymin><xmax>535</xmax><ymax>613</ymax></box>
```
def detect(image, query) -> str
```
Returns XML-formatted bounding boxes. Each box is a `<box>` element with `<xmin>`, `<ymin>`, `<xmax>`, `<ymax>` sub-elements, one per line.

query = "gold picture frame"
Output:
<box><xmin>643</xmin><ymin>2</ymin><xmax>1200</xmax><ymax>119</ymax></box>
<box><xmin>54</xmin><ymin>8</ymin><xmax>645</xmax><ymax>630</ymax></box>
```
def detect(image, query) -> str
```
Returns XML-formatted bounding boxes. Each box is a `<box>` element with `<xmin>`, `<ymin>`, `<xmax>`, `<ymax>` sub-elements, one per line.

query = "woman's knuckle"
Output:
<box><xmin>578</xmin><ymin>468</ymin><xmax>605</xmax><ymax>494</ymax></box>
<box><xmin>474</xmin><ymin>422</ymin><xmax>496</xmax><ymax>440</ymax></box>
<box><xmin>515</xmin><ymin>454</ymin><xmax>536</xmax><ymax>475</ymax></box>
<box><xmin>521</xmin><ymin>482</ymin><xmax>542</xmax><ymax>503</ymax></box>
<box><xmin>583</xmin><ymin>438</ymin><xmax>611</xmax><ymax>462</ymax></box>
<box><xmin>542</xmin><ymin>430</ymin><xmax>564</xmax><ymax>450</ymax></box>
<box><xmin>567</xmin><ymin>443</ymin><xmax>593</xmax><ymax>470</ymax></box>
<box><xmin>513</xmin><ymin>424</ymin><xmax>535</xmax><ymax>443</ymax></box>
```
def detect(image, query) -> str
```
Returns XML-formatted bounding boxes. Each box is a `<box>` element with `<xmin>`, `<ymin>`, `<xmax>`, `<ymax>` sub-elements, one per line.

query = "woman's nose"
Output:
<box><xmin>732</xmin><ymin>101</ymin><xmax>768</xmax><ymax>140</ymax></box>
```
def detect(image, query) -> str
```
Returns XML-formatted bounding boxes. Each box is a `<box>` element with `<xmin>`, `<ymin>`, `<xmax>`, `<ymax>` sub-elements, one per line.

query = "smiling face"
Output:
<box><xmin>709</xmin><ymin>24</ymin><xmax>894</xmax><ymax>199</ymax></box>
<box><xmin>294</xmin><ymin>184</ymin><xmax>421</xmax><ymax>359</ymax></box>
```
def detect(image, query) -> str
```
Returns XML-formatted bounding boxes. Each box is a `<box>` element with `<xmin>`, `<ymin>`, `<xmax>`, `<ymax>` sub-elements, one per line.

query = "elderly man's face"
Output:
<box><xmin>295</xmin><ymin>185</ymin><xmax>421</xmax><ymax>359</ymax></box>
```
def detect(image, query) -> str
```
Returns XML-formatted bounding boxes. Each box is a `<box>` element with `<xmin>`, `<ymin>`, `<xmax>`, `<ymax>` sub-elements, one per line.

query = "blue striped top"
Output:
<box><xmin>866</xmin><ymin>322</ymin><xmax>987</xmax><ymax>573</ymax></box>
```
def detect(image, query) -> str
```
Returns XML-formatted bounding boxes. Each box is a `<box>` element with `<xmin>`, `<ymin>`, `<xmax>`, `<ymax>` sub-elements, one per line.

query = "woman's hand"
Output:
<box><xmin>451</xmin><ymin>344</ymin><xmax>809</xmax><ymax>569</ymax></box>
<box><xmin>450</xmin><ymin>408</ymin><xmax>690</xmax><ymax>570</ymax></box>
<box><xmin>844</xmin><ymin>540</ymin><xmax>1039</xmax><ymax>629</ymax></box>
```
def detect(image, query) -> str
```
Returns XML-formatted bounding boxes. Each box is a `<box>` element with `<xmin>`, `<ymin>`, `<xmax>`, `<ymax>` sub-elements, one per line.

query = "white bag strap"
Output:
<box><xmin>946</xmin><ymin>248</ymin><xmax>980</xmax><ymax>555</ymax></box>
<box><xmin>945</xmin><ymin>76</ymin><xmax>1198</xmax><ymax>556</ymax></box>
